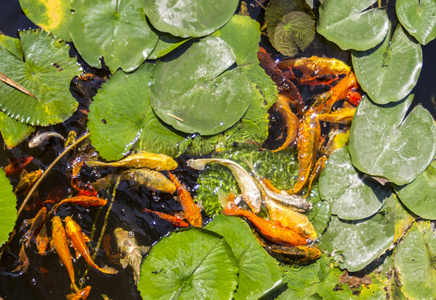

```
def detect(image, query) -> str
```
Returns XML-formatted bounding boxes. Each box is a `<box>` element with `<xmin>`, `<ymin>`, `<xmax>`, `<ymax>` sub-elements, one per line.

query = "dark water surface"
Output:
<box><xmin>0</xmin><ymin>1</ymin><xmax>435</xmax><ymax>299</ymax></box>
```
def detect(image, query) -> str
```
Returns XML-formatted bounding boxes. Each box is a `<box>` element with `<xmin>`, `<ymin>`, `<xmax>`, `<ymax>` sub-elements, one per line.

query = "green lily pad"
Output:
<box><xmin>143</xmin><ymin>0</ymin><xmax>239</xmax><ymax>38</ymax></box>
<box><xmin>394</xmin><ymin>222</ymin><xmax>436</xmax><ymax>300</ymax></box>
<box><xmin>0</xmin><ymin>168</ymin><xmax>17</xmax><ymax>245</ymax></box>
<box><xmin>317</xmin><ymin>0</ymin><xmax>389</xmax><ymax>51</ymax></box>
<box><xmin>19</xmin><ymin>0</ymin><xmax>72</xmax><ymax>41</ymax></box>
<box><xmin>0</xmin><ymin>112</ymin><xmax>35</xmax><ymax>149</ymax></box>
<box><xmin>394</xmin><ymin>158</ymin><xmax>436</xmax><ymax>220</ymax></box>
<box><xmin>149</xmin><ymin>37</ymin><xmax>252</xmax><ymax>135</ymax></box>
<box><xmin>319</xmin><ymin>147</ymin><xmax>392</xmax><ymax>220</ymax></box>
<box><xmin>396</xmin><ymin>0</ymin><xmax>436</xmax><ymax>45</ymax></box>
<box><xmin>148</xmin><ymin>34</ymin><xmax>190</xmax><ymax>60</ymax></box>
<box><xmin>206</xmin><ymin>215</ymin><xmax>283</xmax><ymax>300</ymax></box>
<box><xmin>352</xmin><ymin>25</ymin><xmax>422</xmax><ymax>104</ymax></box>
<box><xmin>0</xmin><ymin>29</ymin><xmax>80</xmax><ymax>126</ymax></box>
<box><xmin>138</xmin><ymin>228</ymin><xmax>238</xmax><ymax>300</ymax></box>
<box><xmin>88</xmin><ymin>63</ymin><xmax>187</xmax><ymax>160</ymax></box>
<box><xmin>306</xmin><ymin>198</ymin><xmax>330</xmax><ymax>236</ymax></box>
<box><xmin>320</xmin><ymin>196</ymin><xmax>396</xmax><ymax>272</ymax></box>
<box><xmin>349</xmin><ymin>95</ymin><xmax>436</xmax><ymax>186</ymax></box>
<box><xmin>69</xmin><ymin>0</ymin><xmax>159</xmax><ymax>72</ymax></box>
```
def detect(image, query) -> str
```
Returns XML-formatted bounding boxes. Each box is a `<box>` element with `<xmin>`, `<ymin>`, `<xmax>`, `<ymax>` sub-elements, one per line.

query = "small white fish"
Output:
<box><xmin>28</xmin><ymin>131</ymin><xmax>65</xmax><ymax>148</ymax></box>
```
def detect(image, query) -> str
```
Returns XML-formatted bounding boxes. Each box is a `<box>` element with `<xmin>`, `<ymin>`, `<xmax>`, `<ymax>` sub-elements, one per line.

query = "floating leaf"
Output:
<box><xmin>317</xmin><ymin>0</ymin><xmax>389</xmax><ymax>51</ymax></box>
<box><xmin>0</xmin><ymin>112</ymin><xmax>35</xmax><ymax>149</ymax></box>
<box><xmin>305</xmin><ymin>198</ymin><xmax>330</xmax><ymax>236</ymax></box>
<box><xmin>19</xmin><ymin>0</ymin><xmax>72</xmax><ymax>41</ymax></box>
<box><xmin>394</xmin><ymin>222</ymin><xmax>436</xmax><ymax>300</ymax></box>
<box><xmin>206</xmin><ymin>215</ymin><xmax>283</xmax><ymax>300</ymax></box>
<box><xmin>0</xmin><ymin>168</ymin><xmax>17</xmax><ymax>245</ymax></box>
<box><xmin>349</xmin><ymin>95</ymin><xmax>436</xmax><ymax>185</ymax></box>
<box><xmin>394</xmin><ymin>158</ymin><xmax>436</xmax><ymax>220</ymax></box>
<box><xmin>352</xmin><ymin>25</ymin><xmax>422</xmax><ymax>104</ymax></box>
<box><xmin>143</xmin><ymin>0</ymin><xmax>239</xmax><ymax>38</ymax></box>
<box><xmin>69</xmin><ymin>0</ymin><xmax>159</xmax><ymax>72</ymax></box>
<box><xmin>88</xmin><ymin>63</ymin><xmax>187</xmax><ymax>160</ymax></box>
<box><xmin>319</xmin><ymin>147</ymin><xmax>391</xmax><ymax>220</ymax></box>
<box><xmin>396</xmin><ymin>0</ymin><xmax>436</xmax><ymax>45</ymax></box>
<box><xmin>138</xmin><ymin>228</ymin><xmax>238</xmax><ymax>300</ymax></box>
<box><xmin>148</xmin><ymin>34</ymin><xmax>190</xmax><ymax>60</ymax></box>
<box><xmin>0</xmin><ymin>29</ymin><xmax>80</xmax><ymax>126</ymax></box>
<box><xmin>320</xmin><ymin>196</ymin><xmax>395</xmax><ymax>272</ymax></box>
<box><xmin>149</xmin><ymin>37</ymin><xmax>252</xmax><ymax>135</ymax></box>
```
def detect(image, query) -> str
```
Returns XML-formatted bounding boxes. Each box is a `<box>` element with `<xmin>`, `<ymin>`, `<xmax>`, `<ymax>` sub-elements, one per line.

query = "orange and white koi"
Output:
<box><xmin>51</xmin><ymin>216</ymin><xmax>79</xmax><ymax>292</ymax></box>
<box><xmin>65</xmin><ymin>216</ymin><xmax>118</xmax><ymax>275</ymax></box>
<box><xmin>141</xmin><ymin>208</ymin><xmax>189</xmax><ymax>228</ymax></box>
<box><xmin>4</xmin><ymin>156</ymin><xmax>33</xmax><ymax>177</ymax></box>
<box><xmin>222</xmin><ymin>203</ymin><xmax>308</xmax><ymax>247</ymax></box>
<box><xmin>14</xmin><ymin>169</ymin><xmax>43</xmax><ymax>195</ymax></box>
<box><xmin>53</xmin><ymin>196</ymin><xmax>107</xmax><ymax>214</ymax></box>
<box><xmin>168</xmin><ymin>172</ymin><xmax>202</xmax><ymax>227</ymax></box>
<box><xmin>119</xmin><ymin>168</ymin><xmax>176</xmax><ymax>193</ymax></box>
<box><xmin>66</xmin><ymin>285</ymin><xmax>91</xmax><ymax>300</ymax></box>
<box><xmin>85</xmin><ymin>151</ymin><xmax>178</xmax><ymax>171</ymax></box>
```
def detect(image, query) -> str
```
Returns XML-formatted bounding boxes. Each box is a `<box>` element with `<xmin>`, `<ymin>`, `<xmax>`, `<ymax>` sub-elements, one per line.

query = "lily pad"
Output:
<box><xmin>19</xmin><ymin>0</ymin><xmax>72</xmax><ymax>41</ymax></box>
<box><xmin>0</xmin><ymin>168</ymin><xmax>17</xmax><ymax>245</ymax></box>
<box><xmin>394</xmin><ymin>158</ymin><xmax>436</xmax><ymax>220</ymax></box>
<box><xmin>149</xmin><ymin>37</ymin><xmax>252</xmax><ymax>135</ymax></box>
<box><xmin>396</xmin><ymin>0</ymin><xmax>436</xmax><ymax>45</ymax></box>
<box><xmin>348</xmin><ymin>95</ymin><xmax>436</xmax><ymax>186</ymax></box>
<box><xmin>317</xmin><ymin>0</ymin><xmax>389</xmax><ymax>51</ymax></box>
<box><xmin>394</xmin><ymin>222</ymin><xmax>436</xmax><ymax>300</ymax></box>
<box><xmin>0</xmin><ymin>112</ymin><xmax>35</xmax><ymax>149</ymax></box>
<box><xmin>206</xmin><ymin>215</ymin><xmax>283</xmax><ymax>300</ymax></box>
<box><xmin>0</xmin><ymin>29</ymin><xmax>80</xmax><ymax>126</ymax></box>
<box><xmin>319</xmin><ymin>147</ymin><xmax>391</xmax><ymax>220</ymax></box>
<box><xmin>138</xmin><ymin>228</ymin><xmax>238</xmax><ymax>300</ymax></box>
<box><xmin>148</xmin><ymin>34</ymin><xmax>190</xmax><ymax>60</ymax></box>
<box><xmin>320</xmin><ymin>196</ymin><xmax>396</xmax><ymax>272</ymax></box>
<box><xmin>352</xmin><ymin>25</ymin><xmax>422</xmax><ymax>104</ymax></box>
<box><xmin>88</xmin><ymin>63</ymin><xmax>187</xmax><ymax>160</ymax></box>
<box><xmin>69</xmin><ymin>0</ymin><xmax>159</xmax><ymax>72</ymax></box>
<box><xmin>143</xmin><ymin>0</ymin><xmax>239</xmax><ymax>38</ymax></box>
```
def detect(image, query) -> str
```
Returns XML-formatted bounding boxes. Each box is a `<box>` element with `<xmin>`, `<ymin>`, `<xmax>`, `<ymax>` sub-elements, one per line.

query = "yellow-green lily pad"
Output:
<box><xmin>0</xmin><ymin>168</ymin><xmax>17</xmax><ymax>246</ymax></box>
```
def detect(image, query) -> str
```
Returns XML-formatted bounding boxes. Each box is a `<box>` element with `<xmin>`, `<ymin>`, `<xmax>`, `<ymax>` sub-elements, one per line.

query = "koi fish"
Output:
<box><xmin>119</xmin><ymin>168</ymin><xmax>176</xmax><ymax>194</ymax></box>
<box><xmin>65</xmin><ymin>130</ymin><xmax>77</xmax><ymax>148</ymax></box>
<box><xmin>14</xmin><ymin>169</ymin><xmax>43</xmax><ymax>195</ymax></box>
<box><xmin>12</xmin><ymin>244</ymin><xmax>29</xmax><ymax>273</ymax></box>
<box><xmin>141</xmin><ymin>208</ymin><xmax>189</xmax><ymax>228</ymax></box>
<box><xmin>66</xmin><ymin>285</ymin><xmax>91</xmax><ymax>300</ymax></box>
<box><xmin>85</xmin><ymin>151</ymin><xmax>178</xmax><ymax>171</ymax></box>
<box><xmin>51</xmin><ymin>216</ymin><xmax>79</xmax><ymax>292</ymax></box>
<box><xmin>64</xmin><ymin>216</ymin><xmax>118</xmax><ymax>275</ymax></box>
<box><xmin>168</xmin><ymin>172</ymin><xmax>202</xmax><ymax>227</ymax></box>
<box><xmin>20</xmin><ymin>207</ymin><xmax>47</xmax><ymax>247</ymax></box>
<box><xmin>28</xmin><ymin>131</ymin><xmax>65</xmax><ymax>148</ymax></box>
<box><xmin>187</xmin><ymin>158</ymin><xmax>262</xmax><ymax>213</ymax></box>
<box><xmin>222</xmin><ymin>203</ymin><xmax>308</xmax><ymax>247</ymax></box>
<box><xmin>114</xmin><ymin>228</ymin><xmax>150</xmax><ymax>283</ymax></box>
<box><xmin>36</xmin><ymin>223</ymin><xmax>50</xmax><ymax>255</ymax></box>
<box><xmin>4</xmin><ymin>156</ymin><xmax>33</xmax><ymax>177</ymax></box>
<box><xmin>53</xmin><ymin>196</ymin><xmax>107</xmax><ymax>214</ymax></box>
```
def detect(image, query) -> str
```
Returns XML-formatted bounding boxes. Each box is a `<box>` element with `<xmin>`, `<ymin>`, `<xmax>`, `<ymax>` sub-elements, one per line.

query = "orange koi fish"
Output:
<box><xmin>53</xmin><ymin>196</ymin><xmax>107</xmax><ymax>214</ymax></box>
<box><xmin>168</xmin><ymin>172</ymin><xmax>202</xmax><ymax>227</ymax></box>
<box><xmin>85</xmin><ymin>151</ymin><xmax>178</xmax><ymax>171</ymax></box>
<box><xmin>120</xmin><ymin>168</ymin><xmax>176</xmax><ymax>194</ymax></box>
<box><xmin>141</xmin><ymin>208</ymin><xmax>189</xmax><ymax>228</ymax></box>
<box><xmin>14</xmin><ymin>169</ymin><xmax>43</xmax><ymax>195</ymax></box>
<box><xmin>66</xmin><ymin>285</ymin><xmax>91</xmax><ymax>300</ymax></box>
<box><xmin>222</xmin><ymin>203</ymin><xmax>308</xmax><ymax>247</ymax></box>
<box><xmin>4</xmin><ymin>156</ymin><xmax>33</xmax><ymax>177</ymax></box>
<box><xmin>21</xmin><ymin>207</ymin><xmax>47</xmax><ymax>247</ymax></box>
<box><xmin>12</xmin><ymin>244</ymin><xmax>29</xmax><ymax>273</ymax></box>
<box><xmin>36</xmin><ymin>223</ymin><xmax>50</xmax><ymax>255</ymax></box>
<box><xmin>65</xmin><ymin>216</ymin><xmax>118</xmax><ymax>275</ymax></box>
<box><xmin>51</xmin><ymin>216</ymin><xmax>79</xmax><ymax>292</ymax></box>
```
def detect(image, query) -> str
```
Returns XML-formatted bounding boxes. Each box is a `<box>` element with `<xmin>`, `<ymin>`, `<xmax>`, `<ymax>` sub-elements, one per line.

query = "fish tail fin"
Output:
<box><xmin>221</xmin><ymin>203</ymin><xmax>241</xmax><ymax>216</ymax></box>
<box><xmin>84</xmin><ymin>160</ymin><xmax>103</xmax><ymax>167</ymax></box>
<box><xmin>98</xmin><ymin>265</ymin><xmax>118</xmax><ymax>274</ymax></box>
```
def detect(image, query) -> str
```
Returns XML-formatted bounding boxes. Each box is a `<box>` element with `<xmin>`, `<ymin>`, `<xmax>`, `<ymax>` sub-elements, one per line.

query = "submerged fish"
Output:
<box><xmin>28</xmin><ymin>131</ymin><xmax>65</xmax><ymax>148</ymax></box>
<box><xmin>114</xmin><ymin>228</ymin><xmax>149</xmax><ymax>283</ymax></box>
<box><xmin>53</xmin><ymin>195</ymin><xmax>107</xmax><ymax>214</ymax></box>
<box><xmin>85</xmin><ymin>151</ymin><xmax>178</xmax><ymax>171</ymax></box>
<box><xmin>187</xmin><ymin>158</ymin><xmax>262</xmax><ymax>213</ymax></box>
<box><xmin>66</xmin><ymin>285</ymin><xmax>92</xmax><ymax>300</ymax></box>
<box><xmin>119</xmin><ymin>168</ymin><xmax>176</xmax><ymax>193</ymax></box>
<box><xmin>14</xmin><ymin>169</ymin><xmax>43</xmax><ymax>195</ymax></box>
<box><xmin>4</xmin><ymin>156</ymin><xmax>33</xmax><ymax>177</ymax></box>
<box><xmin>20</xmin><ymin>207</ymin><xmax>47</xmax><ymax>247</ymax></box>
<box><xmin>65</xmin><ymin>216</ymin><xmax>118</xmax><ymax>275</ymax></box>
<box><xmin>142</xmin><ymin>208</ymin><xmax>189</xmax><ymax>228</ymax></box>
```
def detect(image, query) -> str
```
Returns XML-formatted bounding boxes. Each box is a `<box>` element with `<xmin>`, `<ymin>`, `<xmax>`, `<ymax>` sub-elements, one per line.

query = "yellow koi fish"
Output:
<box><xmin>120</xmin><ymin>168</ymin><xmax>176</xmax><ymax>193</ymax></box>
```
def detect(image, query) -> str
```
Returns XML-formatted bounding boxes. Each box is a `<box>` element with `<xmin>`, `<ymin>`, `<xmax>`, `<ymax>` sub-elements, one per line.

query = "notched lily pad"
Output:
<box><xmin>319</xmin><ymin>147</ymin><xmax>391</xmax><ymax>220</ymax></box>
<box><xmin>352</xmin><ymin>25</ymin><xmax>422</xmax><ymax>104</ymax></box>
<box><xmin>143</xmin><ymin>0</ymin><xmax>239</xmax><ymax>38</ymax></box>
<box><xmin>349</xmin><ymin>95</ymin><xmax>436</xmax><ymax>185</ymax></box>
<box><xmin>69</xmin><ymin>0</ymin><xmax>159</xmax><ymax>72</ymax></box>
<box><xmin>0</xmin><ymin>168</ymin><xmax>17</xmax><ymax>245</ymax></box>
<box><xmin>396</xmin><ymin>0</ymin><xmax>436</xmax><ymax>45</ymax></box>
<box><xmin>317</xmin><ymin>0</ymin><xmax>389</xmax><ymax>51</ymax></box>
<box><xmin>149</xmin><ymin>37</ymin><xmax>252</xmax><ymax>135</ymax></box>
<box><xmin>0</xmin><ymin>112</ymin><xmax>35</xmax><ymax>149</ymax></box>
<box><xmin>138</xmin><ymin>228</ymin><xmax>238</xmax><ymax>300</ymax></box>
<box><xmin>0</xmin><ymin>29</ymin><xmax>80</xmax><ymax>126</ymax></box>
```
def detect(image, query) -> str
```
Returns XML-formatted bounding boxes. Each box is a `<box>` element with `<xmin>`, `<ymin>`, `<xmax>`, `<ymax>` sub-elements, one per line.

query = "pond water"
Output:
<box><xmin>0</xmin><ymin>0</ymin><xmax>435</xmax><ymax>299</ymax></box>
